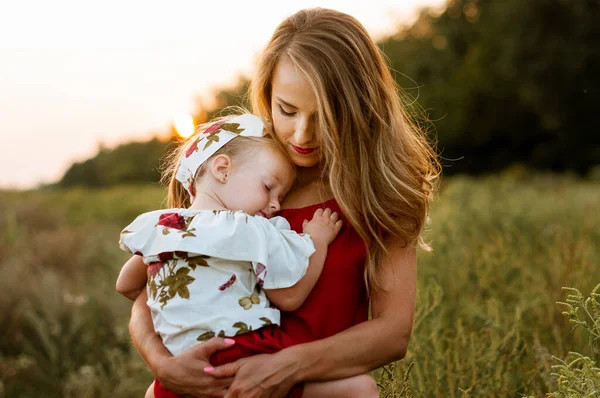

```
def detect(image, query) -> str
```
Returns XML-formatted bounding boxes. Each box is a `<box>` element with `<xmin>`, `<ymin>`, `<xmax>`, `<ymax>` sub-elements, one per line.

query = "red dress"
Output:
<box><xmin>154</xmin><ymin>199</ymin><xmax>369</xmax><ymax>397</ymax></box>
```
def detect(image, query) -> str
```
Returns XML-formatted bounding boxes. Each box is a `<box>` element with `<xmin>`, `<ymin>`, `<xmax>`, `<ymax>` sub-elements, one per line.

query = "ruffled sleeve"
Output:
<box><xmin>257</xmin><ymin>216</ymin><xmax>315</xmax><ymax>289</ymax></box>
<box><xmin>119</xmin><ymin>210</ymin><xmax>315</xmax><ymax>288</ymax></box>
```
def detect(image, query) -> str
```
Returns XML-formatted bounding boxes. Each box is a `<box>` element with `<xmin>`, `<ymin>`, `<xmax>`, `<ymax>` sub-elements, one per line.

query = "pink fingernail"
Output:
<box><xmin>204</xmin><ymin>366</ymin><xmax>215</xmax><ymax>373</ymax></box>
<box><xmin>224</xmin><ymin>338</ymin><xmax>235</xmax><ymax>345</ymax></box>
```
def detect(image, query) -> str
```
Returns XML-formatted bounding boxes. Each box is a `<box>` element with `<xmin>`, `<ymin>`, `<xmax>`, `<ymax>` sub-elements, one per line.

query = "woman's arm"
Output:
<box><xmin>209</xmin><ymin>235</ymin><xmax>416</xmax><ymax>397</ymax></box>
<box><xmin>292</xmin><ymin>237</ymin><xmax>417</xmax><ymax>378</ymax></box>
<box><xmin>129</xmin><ymin>289</ymin><xmax>235</xmax><ymax>397</ymax></box>
<box><xmin>116</xmin><ymin>255</ymin><xmax>147</xmax><ymax>300</ymax></box>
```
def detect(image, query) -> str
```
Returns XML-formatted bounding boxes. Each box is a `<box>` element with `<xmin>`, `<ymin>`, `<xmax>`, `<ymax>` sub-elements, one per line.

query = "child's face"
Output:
<box><xmin>220</xmin><ymin>146</ymin><xmax>295</xmax><ymax>218</ymax></box>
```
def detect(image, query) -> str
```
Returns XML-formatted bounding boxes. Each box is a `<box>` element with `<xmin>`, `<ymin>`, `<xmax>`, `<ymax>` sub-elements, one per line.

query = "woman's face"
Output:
<box><xmin>270</xmin><ymin>56</ymin><xmax>321</xmax><ymax>168</ymax></box>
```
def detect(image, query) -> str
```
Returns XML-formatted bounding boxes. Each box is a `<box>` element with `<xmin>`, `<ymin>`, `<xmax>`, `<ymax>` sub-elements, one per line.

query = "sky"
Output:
<box><xmin>0</xmin><ymin>0</ymin><xmax>445</xmax><ymax>189</ymax></box>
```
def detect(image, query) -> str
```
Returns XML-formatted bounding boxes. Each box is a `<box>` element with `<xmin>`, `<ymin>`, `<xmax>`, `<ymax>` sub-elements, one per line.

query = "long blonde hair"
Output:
<box><xmin>250</xmin><ymin>8</ymin><xmax>440</xmax><ymax>292</ymax></box>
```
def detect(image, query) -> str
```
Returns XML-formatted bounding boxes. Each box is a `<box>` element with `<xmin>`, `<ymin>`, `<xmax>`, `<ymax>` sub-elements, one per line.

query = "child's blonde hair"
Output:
<box><xmin>162</xmin><ymin>115</ymin><xmax>291</xmax><ymax>209</ymax></box>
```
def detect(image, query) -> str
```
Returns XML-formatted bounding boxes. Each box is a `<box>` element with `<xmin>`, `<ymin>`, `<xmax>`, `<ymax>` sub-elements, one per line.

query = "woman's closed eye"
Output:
<box><xmin>278</xmin><ymin>105</ymin><xmax>296</xmax><ymax>117</ymax></box>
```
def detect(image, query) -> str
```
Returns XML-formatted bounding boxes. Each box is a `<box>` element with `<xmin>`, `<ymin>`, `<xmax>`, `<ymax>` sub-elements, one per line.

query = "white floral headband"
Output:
<box><xmin>176</xmin><ymin>114</ymin><xmax>266</xmax><ymax>203</ymax></box>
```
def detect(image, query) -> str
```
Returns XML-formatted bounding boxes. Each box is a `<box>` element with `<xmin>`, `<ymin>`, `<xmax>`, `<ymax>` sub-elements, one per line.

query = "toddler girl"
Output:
<box><xmin>116</xmin><ymin>114</ymin><xmax>370</xmax><ymax>397</ymax></box>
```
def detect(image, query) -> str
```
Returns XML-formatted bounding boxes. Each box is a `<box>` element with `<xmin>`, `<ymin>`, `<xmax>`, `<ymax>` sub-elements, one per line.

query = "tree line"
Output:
<box><xmin>59</xmin><ymin>0</ymin><xmax>599</xmax><ymax>187</ymax></box>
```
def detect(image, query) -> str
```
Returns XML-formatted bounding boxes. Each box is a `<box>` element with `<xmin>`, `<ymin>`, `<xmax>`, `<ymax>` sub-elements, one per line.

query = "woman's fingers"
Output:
<box><xmin>193</xmin><ymin>337</ymin><xmax>235</xmax><ymax>359</ymax></box>
<box><xmin>205</xmin><ymin>360</ymin><xmax>242</xmax><ymax>378</ymax></box>
<box><xmin>212</xmin><ymin>377</ymin><xmax>235</xmax><ymax>390</ymax></box>
<box><xmin>271</xmin><ymin>383</ymin><xmax>294</xmax><ymax>398</ymax></box>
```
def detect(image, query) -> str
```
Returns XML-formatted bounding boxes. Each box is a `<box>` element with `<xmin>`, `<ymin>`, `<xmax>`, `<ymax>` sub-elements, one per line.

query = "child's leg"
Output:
<box><xmin>302</xmin><ymin>374</ymin><xmax>379</xmax><ymax>398</ymax></box>
<box><xmin>145</xmin><ymin>381</ymin><xmax>155</xmax><ymax>398</ymax></box>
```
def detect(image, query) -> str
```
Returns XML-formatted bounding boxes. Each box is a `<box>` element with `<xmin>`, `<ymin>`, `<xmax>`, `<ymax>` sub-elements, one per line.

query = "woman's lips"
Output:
<box><xmin>291</xmin><ymin>144</ymin><xmax>317</xmax><ymax>155</ymax></box>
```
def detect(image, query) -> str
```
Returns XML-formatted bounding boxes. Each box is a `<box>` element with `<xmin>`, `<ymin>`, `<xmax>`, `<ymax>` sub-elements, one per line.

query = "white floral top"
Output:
<box><xmin>119</xmin><ymin>209</ymin><xmax>315</xmax><ymax>356</ymax></box>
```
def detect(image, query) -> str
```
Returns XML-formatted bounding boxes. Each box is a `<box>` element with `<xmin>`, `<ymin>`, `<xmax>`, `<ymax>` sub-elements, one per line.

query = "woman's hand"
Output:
<box><xmin>156</xmin><ymin>338</ymin><xmax>236</xmax><ymax>398</ymax></box>
<box><xmin>205</xmin><ymin>236</ymin><xmax>416</xmax><ymax>397</ymax></box>
<box><xmin>206</xmin><ymin>352</ymin><xmax>300</xmax><ymax>398</ymax></box>
<box><xmin>129</xmin><ymin>291</ymin><xmax>236</xmax><ymax>397</ymax></box>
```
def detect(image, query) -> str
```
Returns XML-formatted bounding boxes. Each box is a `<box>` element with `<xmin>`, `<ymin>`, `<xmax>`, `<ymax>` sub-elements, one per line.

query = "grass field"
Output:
<box><xmin>1</xmin><ymin>174</ymin><xmax>598</xmax><ymax>397</ymax></box>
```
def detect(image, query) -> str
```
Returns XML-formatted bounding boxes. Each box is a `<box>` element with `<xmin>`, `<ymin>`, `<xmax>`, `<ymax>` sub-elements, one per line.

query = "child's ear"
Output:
<box><xmin>210</xmin><ymin>155</ymin><xmax>231</xmax><ymax>184</ymax></box>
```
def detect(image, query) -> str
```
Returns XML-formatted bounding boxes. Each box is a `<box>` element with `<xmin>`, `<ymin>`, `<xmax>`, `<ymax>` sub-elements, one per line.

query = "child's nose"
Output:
<box><xmin>270</xmin><ymin>201</ymin><xmax>281</xmax><ymax>212</ymax></box>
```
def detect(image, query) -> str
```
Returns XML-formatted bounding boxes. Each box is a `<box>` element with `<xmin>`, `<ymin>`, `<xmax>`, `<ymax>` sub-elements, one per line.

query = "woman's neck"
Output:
<box><xmin>294</xmin><ymin>165</ymin><xmax>325</xmax><ymax>188</ymax></box>
<box><xmin>283</xmin><ymin>166</ymin><xmax>333</xmax><ymax>209</ymax></box>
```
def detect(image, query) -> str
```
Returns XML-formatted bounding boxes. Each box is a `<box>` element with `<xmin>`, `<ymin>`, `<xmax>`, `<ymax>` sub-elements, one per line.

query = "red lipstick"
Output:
<box><xmin>291</xmin><ymin>144</ymin><xmax>317</xmax><ymax>155</ymax></box>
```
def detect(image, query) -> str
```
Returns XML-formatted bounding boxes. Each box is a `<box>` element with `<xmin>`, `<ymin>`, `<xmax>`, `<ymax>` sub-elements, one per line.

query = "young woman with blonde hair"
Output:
<box><xmin>126</xmin><ymin>8</ymin><xmax>440</xmax><ymax>397</ymax></box>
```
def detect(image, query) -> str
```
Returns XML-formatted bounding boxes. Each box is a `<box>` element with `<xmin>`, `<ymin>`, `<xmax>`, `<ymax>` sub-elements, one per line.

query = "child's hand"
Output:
<box><xmin>302</xmin><ymin>208</ymin><xmax>343</xmax><ymax>246</ymax></box>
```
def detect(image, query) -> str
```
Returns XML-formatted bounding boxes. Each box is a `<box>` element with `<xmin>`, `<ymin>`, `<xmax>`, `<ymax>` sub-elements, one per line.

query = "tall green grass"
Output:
<box><xmin>1</xmin><ymin>176</ymin><xmax>598</xmax><ymax>397</ymax></box>
<box><xmin>381</xmin><ymin>174</ymin><xmax>600</xmax><ymax>397</ymax></box>
<box><xmin>0</xmin><ymin>185</ymin><xmax>162</xmax><ymax>397</ymax></box>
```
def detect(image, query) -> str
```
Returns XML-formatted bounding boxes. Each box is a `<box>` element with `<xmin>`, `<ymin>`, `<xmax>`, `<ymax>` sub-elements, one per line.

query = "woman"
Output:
<box><xmin>128</xmin><ymin>8</ymin><xmax>439</xmax><ymax>397</ymax></box>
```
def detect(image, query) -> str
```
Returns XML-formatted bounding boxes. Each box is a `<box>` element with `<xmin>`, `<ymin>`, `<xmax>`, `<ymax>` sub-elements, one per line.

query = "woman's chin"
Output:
<box><xmin>285</xmin><ymin>147</ymin><xmax>320</xmax><ymax>168</ymax></box>
<box><xmin>289</xmin><ymin>154</ymin><xmax>320</xmax><ymax>168</ymax></box>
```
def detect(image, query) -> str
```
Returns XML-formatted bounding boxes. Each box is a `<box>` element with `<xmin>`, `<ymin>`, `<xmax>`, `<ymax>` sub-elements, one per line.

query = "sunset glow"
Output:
<box><xmin>173</xmin><ymin>114</ymin><xmax>195</xmax><ymax>139</ymax></box>
<box><xmin>0</xmin><ymin>0</ymin><xmax>445</xmax><ymax>188</ymax></box>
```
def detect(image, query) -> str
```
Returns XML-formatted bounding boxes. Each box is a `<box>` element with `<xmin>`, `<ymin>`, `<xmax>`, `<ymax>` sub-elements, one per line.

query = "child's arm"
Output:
<box><xmin>116</xmin><ymin>255</ymin><xmax>147</xmax><ymax>301</ymax></box>
<box><xmin>265</xmin><ymin>208</ymin><xmax>342</xmax><ymax>312</ymax></box>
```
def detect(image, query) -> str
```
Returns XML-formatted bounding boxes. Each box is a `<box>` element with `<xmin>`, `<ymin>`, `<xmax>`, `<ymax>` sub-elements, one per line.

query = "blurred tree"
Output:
<box><xmin>59</xmin><ymin>0</ymin><xmax>599</xmax><ymax>186</ymax></box>
<box><xmin>59</xmin><ymin>138</ymin><xmax>175</xmax><ymax>187</ymax></box>
<box><xmin>381</xmin><ymin>0</ymin><xmax>599</xmax><ymax>174</ymax></box>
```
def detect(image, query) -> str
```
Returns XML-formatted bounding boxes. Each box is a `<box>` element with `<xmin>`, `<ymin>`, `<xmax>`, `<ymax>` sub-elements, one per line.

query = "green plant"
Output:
<box><xmin>546</xmin><ymin>285</ymin><xmax>600</xmax><ymax>397</ymax></box>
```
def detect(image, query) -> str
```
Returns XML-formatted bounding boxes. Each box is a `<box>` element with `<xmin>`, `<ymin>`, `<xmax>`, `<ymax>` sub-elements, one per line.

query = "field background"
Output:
<box><xmin>1</xmin><ymin>173</ymin><xmax>598</xmax><ymax>397</ymax></box>
<box><xmin>2</xmin><ymin>0</ymin><xmax>599</xmax><ymax>396</ymax></box>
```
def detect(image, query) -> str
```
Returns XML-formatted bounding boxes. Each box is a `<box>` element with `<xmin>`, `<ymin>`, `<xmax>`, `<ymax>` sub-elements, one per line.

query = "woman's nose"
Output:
<box><xmin>294</xmin><ymin>117</ymin><xmax>314</xmax><ymax>145</ymax></box>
